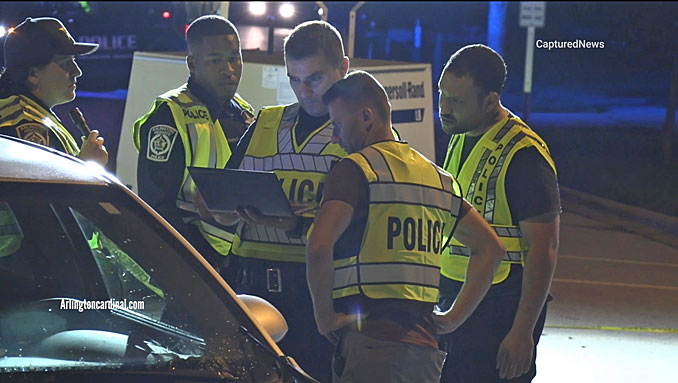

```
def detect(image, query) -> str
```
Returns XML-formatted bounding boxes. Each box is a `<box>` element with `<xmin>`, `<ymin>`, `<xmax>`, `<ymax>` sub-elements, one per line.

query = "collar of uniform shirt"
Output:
<box><xmin>186</xmin><ymin>75</ymin><xmax>238</xmax><ymax>122</ymax></box>
<box><xmin>295</xmin><ymin>107</ymin><xmax>330</xmax><ymax>146</ymax></box>
<box><xmin>18</xmin><ymin>87</ymin><xmax>63</xmax><ymax>122</ymax></box>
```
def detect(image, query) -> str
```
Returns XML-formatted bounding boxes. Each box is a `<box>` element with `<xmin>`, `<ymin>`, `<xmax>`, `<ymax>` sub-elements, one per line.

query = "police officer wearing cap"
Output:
<box><xmin>132</xmin><ymin>15</ymin><xmax>254</xmax><ymax>275</ymax></box>
<box><xmin>0</xmin><ymin>17</ymin><xmax>108</xmax><ymax>166</ymax></box>
<box><xmin>308</xmin><ymin>70</ymin><xmax>505</xmax><ymax>383</ymax></box>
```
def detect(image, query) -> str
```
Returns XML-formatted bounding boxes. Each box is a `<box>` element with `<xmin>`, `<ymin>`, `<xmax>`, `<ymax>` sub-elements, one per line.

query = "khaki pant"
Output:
<box><xmin>333</xmin><ymin>329</ymin><xmax>446</xmax><ymax>383</ymax></box>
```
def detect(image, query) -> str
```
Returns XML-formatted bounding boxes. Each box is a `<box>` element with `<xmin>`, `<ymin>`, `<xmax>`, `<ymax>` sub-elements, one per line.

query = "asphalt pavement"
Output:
<box><xmin>534</xmin><ymin>190</ymin><xmax>678</xmax><ymax>382</ymax></box>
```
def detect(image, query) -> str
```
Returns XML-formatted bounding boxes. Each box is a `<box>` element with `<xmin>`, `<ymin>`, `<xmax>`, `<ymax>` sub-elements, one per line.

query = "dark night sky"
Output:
<box><xmin>1</xmin><ymin>1</ymin><xmax>676</xmax><ymax>120</ymax></box>
<box><xmin>1</xmin><ymin>1</ymin><xmax>674</xmax><ymax>103</ymax></box>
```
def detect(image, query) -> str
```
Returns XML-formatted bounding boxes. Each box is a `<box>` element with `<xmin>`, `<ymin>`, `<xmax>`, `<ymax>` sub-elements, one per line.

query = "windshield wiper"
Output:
<box><xmin>123</xmin><ymin>329</ymin><xmax>193</xmax><ymax>363</ymax></box>
<box><xmin>111</xmin><ymin>307</ymin><xmax>205</xmax><ymax>344</ymax></box>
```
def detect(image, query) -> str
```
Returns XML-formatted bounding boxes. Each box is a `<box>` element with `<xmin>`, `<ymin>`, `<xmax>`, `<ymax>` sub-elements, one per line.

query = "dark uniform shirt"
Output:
<box><xmin>136</xmin><ymin>76</ymin><xmax>253</xmax><ymax>254</ymax></box>
<box><xmin>0</xmin><ymin>88</ymin><xmax>77</xmax><ymax>154</ymax></box>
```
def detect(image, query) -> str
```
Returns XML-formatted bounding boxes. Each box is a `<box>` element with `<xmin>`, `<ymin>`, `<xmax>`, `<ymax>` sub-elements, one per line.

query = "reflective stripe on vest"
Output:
<box><xmin>441</xmin><ymin>116</ymin><xmax>556</xmax><ymax>284</ymax></box>
<box><xmin>0</xmin><ymin>95</ymin><xmax>80</xmax><ymax>156</ymax></box>
<box><xmin>447</xmin><ymin>225</ymin><xmax>522</xmax><ymax>262</ymax></box>
<box><xmin>334</xmin><ymin>262</ymin><xmax>442</xmax><ymax>290</ymax></box>
<box><xmin>132</xmin><ymin>85</ymin><xmax>240</xmax><ymax>255</ymax></box>
<box><xmin>232</xmin><ymin>103</ymin><xmax>347</xmax><ymax>263</ymax></box>
<box><xmin>333</xmin><ymin>141</ymin><xmax>462</xmax><ymax>303</ymax></box>
<box><xmin>178</xmin><ymin>119</ymin><xmax>219</xmax><ymax>204</ymax></box>
<box><xmin>242</xmin><ymin>154</ymin><xmax>336</xmax><ymax>173</ymax></box>
<box><xmin>370</xmin><ymin>183</ymin><xmax>461</xmax><ymax>213</ymax></box>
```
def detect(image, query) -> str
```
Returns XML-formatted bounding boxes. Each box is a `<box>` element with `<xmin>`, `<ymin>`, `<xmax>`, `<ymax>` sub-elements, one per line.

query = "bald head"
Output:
<box><xmin>322</xmin><ymin>70</ymin><xmax>391</xmax><ymax>123</ymax></box>
<box><xmin>323</xmin><ymin>70</ymin><xmax>393</xmax><ymax>153</ymax></box>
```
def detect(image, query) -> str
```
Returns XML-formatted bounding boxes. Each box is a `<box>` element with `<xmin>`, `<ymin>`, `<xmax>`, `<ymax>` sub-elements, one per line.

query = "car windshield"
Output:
<box><xmin>0</xmin><ymin>182</ymin><xmax>284</xmax><ymax>381</ymax></box>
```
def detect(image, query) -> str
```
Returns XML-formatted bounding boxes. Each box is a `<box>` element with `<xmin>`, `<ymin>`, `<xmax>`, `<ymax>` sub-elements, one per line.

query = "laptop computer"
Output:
<box><xmin>188</xmin><ymin>167</ymin><xmax>295</xmax><ymax>218</ymax></box>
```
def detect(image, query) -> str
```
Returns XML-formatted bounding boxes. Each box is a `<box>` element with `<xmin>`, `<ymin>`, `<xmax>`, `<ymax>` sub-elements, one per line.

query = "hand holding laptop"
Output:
<box><xmin>194</xmin><ymin>187</ymin><xmax>240</xmax><ymax>226</ymax></box>
<box><xmin>189</xmin><ymin>167</ymin><xmax>320</xmax><ymax>232</ymax></box>
<box><xmin>236</xmin><ymin>206</ymin><xmax>298</xmax><ymax>231</ymax></box>
<box><xmin>189</xmin><ymin>168</ymin><xmax>296</xmax><ymax>218</ymax></box>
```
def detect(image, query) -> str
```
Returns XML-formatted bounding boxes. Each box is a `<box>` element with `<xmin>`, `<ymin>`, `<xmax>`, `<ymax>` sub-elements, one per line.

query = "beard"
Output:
<box><xmin>441</xmin><ymin>120</ymin><xmax>474</xmax><ymax>135</ymax></box>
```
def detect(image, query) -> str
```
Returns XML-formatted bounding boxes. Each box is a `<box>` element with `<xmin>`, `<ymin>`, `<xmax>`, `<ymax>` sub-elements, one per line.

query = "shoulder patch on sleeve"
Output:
<box><xmin>16</xmin><ymin>123</ymin><xmax>49</xmax><ymax>146</ymax></box>
<box><xmin>147</xmin><ymin>125</ymin><xmax>179</xmax><ymax>162</ymax></box>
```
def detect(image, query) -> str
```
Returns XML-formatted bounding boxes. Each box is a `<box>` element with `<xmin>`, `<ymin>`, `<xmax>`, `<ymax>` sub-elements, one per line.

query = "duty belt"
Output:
<box><xmin>235</xmin><ymin>260</ymin><xmax>307</xmax><ymax>293</ymax></box>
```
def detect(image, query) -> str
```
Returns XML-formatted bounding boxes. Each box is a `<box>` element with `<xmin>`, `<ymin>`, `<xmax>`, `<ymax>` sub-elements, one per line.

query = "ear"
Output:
<box><xmin>26</xmin><ymin>66</ymin><xmax>41</xmax><ymax>88</ymax></box>
<box><xmin>362</xmin><ymin>108</ymin><xmax>375</xmax><ymax>133</ymax></box>
<box><xmin>340</xmin><ymin>56</ymin><xmax>350</xmax><ymax>77</ymax></box>
<box><xmin>186</xmin><ymin>55</ymin><xmax>195</xmax><ymax>74</ymax></box>
<box><xmin>362</xmin><ymin>108</ymin><xmax>372</xmax><ymax>122</ymax></box>
<box><xmin>484</xmin><ymin>92</ymin><xmax>500</xmax><ymax>111</ymax></box>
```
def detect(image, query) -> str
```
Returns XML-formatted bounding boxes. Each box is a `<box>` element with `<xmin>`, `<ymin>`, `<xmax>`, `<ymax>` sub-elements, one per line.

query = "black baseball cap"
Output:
<box><xmin>3</xmin><ymin>17</ymin><xmax>99</xmax><ymax>69</ymax></box>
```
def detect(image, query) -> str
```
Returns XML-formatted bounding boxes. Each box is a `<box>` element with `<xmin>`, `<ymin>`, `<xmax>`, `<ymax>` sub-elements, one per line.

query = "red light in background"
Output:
<box><xmin>184</xmin><ymin>24</ymin><xmax>189</xmax><ymax>35</ymax></box>
<box><xmin>162</xmin><ymin>11</ymin><xmax>171</xmax><ymax>19</ymax></box>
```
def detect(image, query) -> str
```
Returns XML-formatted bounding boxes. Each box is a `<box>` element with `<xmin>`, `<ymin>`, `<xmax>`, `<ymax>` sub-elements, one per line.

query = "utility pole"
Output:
<box><xmin>519</xmin><ymin>2</ymin><xmax>546</xmax><ymax>124</ymax></box>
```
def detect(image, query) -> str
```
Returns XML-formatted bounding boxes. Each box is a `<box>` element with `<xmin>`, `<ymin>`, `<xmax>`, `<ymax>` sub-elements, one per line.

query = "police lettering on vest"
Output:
<box><xmin>279</xmin><ymin>178</ymin><xmax>325</xmax><ymax>203</ymax></box>
<box><xmin>332</xmin><ymin>141</ymin><xmax>463</xmax><ymax>303</ymax></box>
<box><xmin>441</xmin><ymin>116</ymin><xmax>556</xmax><ymax>284</ymax></box>
<box><xmin>387</xmin><ymin>216</ymin><xmax>445</xmax><ymax>253</ymax></box>
<box><xmin>182</xmin><ymin>108</ymin><xmax>209</xmax><ymax>120</ymax></box>
<box><xmin>231</xmin><ymin>103</ymin><xmax>347</xmax><ymax>263</ymax></box>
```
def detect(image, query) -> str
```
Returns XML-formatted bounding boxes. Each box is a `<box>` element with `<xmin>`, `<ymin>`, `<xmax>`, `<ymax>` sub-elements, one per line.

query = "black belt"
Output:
<box><xmin>234</xmin><ymin>256</ymin><xmax>306</xmax><ymax>293</ymax></box>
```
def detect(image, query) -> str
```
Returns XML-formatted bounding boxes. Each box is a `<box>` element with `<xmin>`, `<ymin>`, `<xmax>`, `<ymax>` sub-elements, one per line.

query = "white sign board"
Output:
<box><xmin>368</xmin><ymin>66</ymin><xmax>431</xmax><ymax>153</ymax></box>
<box><xmin>520</xmin><ymin>2</ymin><xmax>546</xmax><ymax>28</ymax></box>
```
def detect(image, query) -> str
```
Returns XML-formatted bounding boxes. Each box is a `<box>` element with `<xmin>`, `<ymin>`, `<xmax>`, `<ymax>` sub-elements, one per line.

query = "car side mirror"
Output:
<box><xmin>237</xmin><ymin>294</ymin><xmax>288</xmax><ymax>343</ymax></box>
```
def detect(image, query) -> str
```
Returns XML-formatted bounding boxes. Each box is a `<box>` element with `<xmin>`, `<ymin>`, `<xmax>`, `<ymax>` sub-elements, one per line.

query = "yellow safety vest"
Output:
<box><xmin>0</xmin><ymin>94</ymin><xmax>80</xmax><ymax>156</ymax></box>
<box><xmin>133</xmin><ymin>85</ymin><xmax>253</xmax><ymax>255</ymax></box>
<box><xmin>231</xmin><ymin>103</ymin><xmax>348</xmax><ymax>263</ymax></box>
<box><xmin>332</xmin><ymin>141</ymin><xmax>463</xmax><ymax>303</ymax></box>
<box><xmin>441</xmin><ymin>115</ymin><xmax>556</xmax><ymax>284</ymax></box>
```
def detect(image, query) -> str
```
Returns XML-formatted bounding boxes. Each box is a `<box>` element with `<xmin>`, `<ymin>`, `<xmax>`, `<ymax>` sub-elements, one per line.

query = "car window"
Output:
<box><xmin>0</xmin><ymin>202</ymin><xmax>23</xmax><ymax>260</ymax></box>
<box><xmin>0</xmin><ymin>198</ymin><xmax>90</xmax><ymax>308</ymax></box>
<box><xmin>70</xmin><ymin>208</ymin><xmax>166</xmax><ymax>320</ymax></box>
<box><xmin>0</xmin><ymin>202</ymin><xmax>30</xmax><ymax>288</ymax></box>
<box><xmin>0</xmin><ymin>184</ymin><xmax>288</xmax><ymax>381</ymax></box>
<box><xmin>0</xmin><ymin>195</ymin><xmax>205</xmax><ymax>360</ymax></box>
